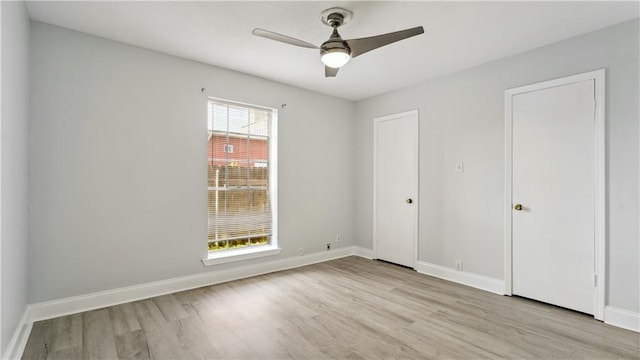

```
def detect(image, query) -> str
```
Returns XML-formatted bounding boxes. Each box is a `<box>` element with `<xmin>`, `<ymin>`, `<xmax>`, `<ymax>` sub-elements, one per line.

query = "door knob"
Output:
<box><xmin>406</xmin><ymin>198</ymin><xmax>413</xmax><ymax>204</ymax></box>
<box><xmin>514</xmin><ymin>204</ymin><xmax>523</xmax><ymax>211</ymax></box>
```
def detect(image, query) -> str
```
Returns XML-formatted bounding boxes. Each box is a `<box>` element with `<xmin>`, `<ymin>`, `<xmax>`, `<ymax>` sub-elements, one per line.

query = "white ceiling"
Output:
<box><xmin>25</xmin><ymin>1</ymin><xmax>639</xmax><ymax>101</ymax></box>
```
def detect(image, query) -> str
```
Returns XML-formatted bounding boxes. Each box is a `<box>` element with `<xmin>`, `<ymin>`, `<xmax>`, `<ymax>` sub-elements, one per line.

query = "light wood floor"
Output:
<box><xmin>22</xmin><ymin>256</ymin><xmax>639</xmax><ymax>359</ymax></box>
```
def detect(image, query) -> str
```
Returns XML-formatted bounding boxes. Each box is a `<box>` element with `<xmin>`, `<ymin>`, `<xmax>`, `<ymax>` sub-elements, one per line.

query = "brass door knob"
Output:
<box><xmin>406</xmin><ymin>198</ymin><xmax>413</xmax><ymax>204</ymax></box>
<box><xmin>514</xmin><ymin>204</ymin><xmax>523</xmax><ymax>211</ymax></box>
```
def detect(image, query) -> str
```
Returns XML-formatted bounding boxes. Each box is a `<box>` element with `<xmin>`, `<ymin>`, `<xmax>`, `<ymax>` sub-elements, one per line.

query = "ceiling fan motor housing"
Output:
<box><xmin>321</xmin><ymin>28</ymin><xmax>351</xmax><ymax>56</ymax></box>
<box><xmin>320</xmin><ymin>27</ymin><xmax>351</xmax><ymax>68</ymax></box>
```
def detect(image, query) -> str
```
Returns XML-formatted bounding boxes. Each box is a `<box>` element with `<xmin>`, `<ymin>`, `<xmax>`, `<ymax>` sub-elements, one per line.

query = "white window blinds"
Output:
<box><xmin>207</xmin><ymin>99</ymin><xmax>273</xmax><ymax>251</ymax></box>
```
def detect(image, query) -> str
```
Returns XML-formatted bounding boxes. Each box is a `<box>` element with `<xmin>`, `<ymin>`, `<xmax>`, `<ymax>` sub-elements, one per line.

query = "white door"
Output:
<box><xmin>374</xmin><ymin>110</ymin><xmax>418</xmax><ymax>268</ymax></box>
<box><xmin>511</xmin><ymin>79</ymin><xmax>595</xmax><ymax>314</ymax></box>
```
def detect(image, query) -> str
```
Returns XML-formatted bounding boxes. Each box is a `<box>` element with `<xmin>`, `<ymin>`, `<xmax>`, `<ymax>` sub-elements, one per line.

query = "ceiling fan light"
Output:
<box><xmin>321</xmin><ymin>49</ymin><xmax>350</xmax><ymax>68</ymax></box>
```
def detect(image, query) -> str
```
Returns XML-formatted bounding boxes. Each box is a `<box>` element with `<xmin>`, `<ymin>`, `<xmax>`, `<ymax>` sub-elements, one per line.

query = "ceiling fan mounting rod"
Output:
<box><xmin>326</xmin><ymin>13</ymin><xmax>344</xmax><ymax>28</ymax></box>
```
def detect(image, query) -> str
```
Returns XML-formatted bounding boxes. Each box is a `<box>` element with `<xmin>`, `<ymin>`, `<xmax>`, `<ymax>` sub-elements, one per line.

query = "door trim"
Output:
<box><xmin>372</xmin><ymin>109</ymin><xmax>419</xmax><ymax>268</ymax></box>
<box><xmin>504</xmin><ymin>69</ymin><xmax>606</xmax><ymax>320</ymax></box>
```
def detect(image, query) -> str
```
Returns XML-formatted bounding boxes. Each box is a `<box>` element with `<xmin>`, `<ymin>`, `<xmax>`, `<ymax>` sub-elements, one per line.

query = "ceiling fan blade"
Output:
<box><xmin>252</xmin><ymin>28</ymin><xmax>318</xmax><ymax>49</ymax></box>
<box><xmin>325</xmin><ymin>66</ymin><xmax>339</xmax><ymax>77</ymax></box>
<box><xmin>345</xmin><ymin>26</ymin><xmax>424</xmax><ymax>58</ymax></box>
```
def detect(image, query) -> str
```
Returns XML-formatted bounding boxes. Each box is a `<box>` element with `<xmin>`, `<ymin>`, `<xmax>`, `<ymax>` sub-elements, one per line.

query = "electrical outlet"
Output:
<box><xmin>298</xmin><ymin>248</ymin><xmax>304</xmax><ymax>256</ymax></box>
<box><xmin>455</xmin><ymin>260</ymin><xmax>463</xmax><ymax>271</ymax></box>
<box><xmin>336</xmin><ymin>234</ymin><xmax>341</xmax><ymax>243</ymax></box>
<box><xmin>326</xmin><ymin>243</ymin><xmax>331</xmax><ymax>251</ymax></box>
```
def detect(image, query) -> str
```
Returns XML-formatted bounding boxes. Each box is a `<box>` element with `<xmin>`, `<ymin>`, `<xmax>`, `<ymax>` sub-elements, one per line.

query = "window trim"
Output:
<box><xmin>202</xmin><ymin>245</ymin><xmax>281</xmax><ymax>266</ymax></box>
<box><xmin>203</xmin><ymin>97</ymin><xmax>278</xmax><ymax>265</ymax></box>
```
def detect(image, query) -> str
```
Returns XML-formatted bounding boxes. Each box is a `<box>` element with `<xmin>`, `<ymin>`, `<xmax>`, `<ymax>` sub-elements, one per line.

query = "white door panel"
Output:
<box><xmin>374</xmin><ymin>111</ymin><xmax>418</xmax><ymax>268</ymax></box>
<box><xmin>512</xmin><ymin>80</ymin><xmax>595</xmax><ymax>314</ymax></box>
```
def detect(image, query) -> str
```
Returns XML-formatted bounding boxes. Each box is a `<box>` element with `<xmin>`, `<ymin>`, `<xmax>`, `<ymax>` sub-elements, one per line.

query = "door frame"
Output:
<box><xmin>503</xmin><ymin>69</ymin><xmax>606</xmax><ymax>320</ymax></box>
<box><xmin>373</xmin><ymin>109</ymin><xmax>419</xmax><ymax>268</ymax></box>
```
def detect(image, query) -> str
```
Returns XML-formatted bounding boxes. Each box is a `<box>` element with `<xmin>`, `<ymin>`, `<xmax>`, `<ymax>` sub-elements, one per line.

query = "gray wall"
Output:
<box><xmin>29</xmin><ymin>22</ymin><xmax>355</xmax><ymax>303</ymax></box>
<box><xmin>1</xmin><ymin>1</ymin><xmax>30</xmax><ymax>355</ymax></box>
<box><xmin>354</xmin><ymin>19</ymin><xmax>639</xmax><ymax>313</ymax></box>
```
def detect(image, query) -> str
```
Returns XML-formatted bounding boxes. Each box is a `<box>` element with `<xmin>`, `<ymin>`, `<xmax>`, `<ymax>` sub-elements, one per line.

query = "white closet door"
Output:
<box><xmin>512</xmin><ymin>79</ymin><xmax>595</xmax><ymax>314</ymax></box>
<box><xmin>374</xmin><ymin>110</ymin><xmax>418</xmax><ymax>268</ymax></box>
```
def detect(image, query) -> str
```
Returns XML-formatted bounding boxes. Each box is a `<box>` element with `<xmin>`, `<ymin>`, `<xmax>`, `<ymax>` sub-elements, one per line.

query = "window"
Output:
<box><xmin>207</xmin><ymin>99</ymin><xmax>276</xmax><ymax>254</ymax></box>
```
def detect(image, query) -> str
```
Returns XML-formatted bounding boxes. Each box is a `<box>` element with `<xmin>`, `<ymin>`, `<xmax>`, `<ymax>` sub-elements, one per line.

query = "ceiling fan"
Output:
<box><xmin>252</xmin><ymin>7</ymin><xmax>424</xmax><ymax>78</ymax></box>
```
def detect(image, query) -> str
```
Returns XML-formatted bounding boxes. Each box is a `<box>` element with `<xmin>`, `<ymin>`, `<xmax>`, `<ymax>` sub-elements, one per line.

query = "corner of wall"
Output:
<box><xmin>0</xmin><ymin>0</ymin><xmax>31</xmax><ymax>357</ymax></box>
<box><xmin>1</xmin><ymin>309</ymin><xmax>30</xmax><ymax>360</ymax></box>
<box><xmin>0</xmin><ymin>0</ymin><xmax>4</xmax><ymax>355</ymax></box>
<box><xmin>353</xmin><ymin>246</ymin><xmax>374</xmax><ymax>259</ymax></box>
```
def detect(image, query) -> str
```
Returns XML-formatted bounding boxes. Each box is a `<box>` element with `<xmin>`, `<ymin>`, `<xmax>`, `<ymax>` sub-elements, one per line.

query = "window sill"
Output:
<box><xmin>201</xmin><ymin>246</ymin><xmax>281</xmax><ymax>266</ymax></box>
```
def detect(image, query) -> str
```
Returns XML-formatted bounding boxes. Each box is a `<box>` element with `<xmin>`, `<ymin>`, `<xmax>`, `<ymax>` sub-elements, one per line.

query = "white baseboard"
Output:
<box><xmin>415</xmin><ymin>260</ymin><xmax>505</xmax><ymax>295</ymax></box>
<box><xmin>353</xmin><ymin>246</ymin><xmax>375</xmax><ymax>259</ymax></box>
<box><xmin>604</xmin><ymin>306</ymin><xmax>640</xmax><ymax>332</ymax></box>
<box><xmin>27</xmin><ymin>246</ymin><xmax>356</xmax><ymax>323</ymax></box>
<box><xmin>1</xmin><ymin>309</ymin><xmax>32</xmax><ymax>360</ymax></box>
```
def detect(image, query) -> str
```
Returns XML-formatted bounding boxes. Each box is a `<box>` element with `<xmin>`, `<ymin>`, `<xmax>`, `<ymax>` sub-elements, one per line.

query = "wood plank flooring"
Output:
<box><xmin>22</xmin><ymin>256</ymin><xmax>639</xmax><ymax>359</ymax></box>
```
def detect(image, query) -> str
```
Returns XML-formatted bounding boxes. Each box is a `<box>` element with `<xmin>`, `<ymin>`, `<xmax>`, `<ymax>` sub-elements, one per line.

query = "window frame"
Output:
<box><xmin>202</xmin><ymin>97</ymin><xmax>279</xmax><ymax>266</ymax></box>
